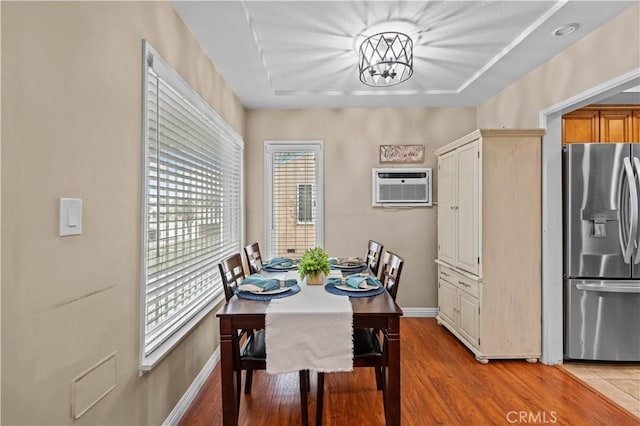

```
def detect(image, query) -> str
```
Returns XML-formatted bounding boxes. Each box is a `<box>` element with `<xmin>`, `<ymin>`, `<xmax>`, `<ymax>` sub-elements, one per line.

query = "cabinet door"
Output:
<box><xmin>632</xmin><ymin>110</ymin><xmax>640</xmax><ymax>143</ymax></box>
<box><xmin>600</xmin><ymin>109</ymin><xmax>632</xmax><ymax>142</ymax></box>
<box><xmin>438</xmin><ymin>279</ymin><xmax>457</xmax><ymax>327</ymax></box>
<box><xmin>456</xmin><ymin>141</ymin><xmax>479</xmax><ymax>275</ymax></box>
<box><xmin>458</xmin><ymin>291</ymin><xmax>479</xmax><ymax>348</ymax></box>
<box><xmin>437</xmin><ymin>151</ymin><xmax>457</xmax><ymax>265</ymax></box>
<box><xmin>562</xmin><ymin>110</ymin><xmax>599</xmax><ymax>144</ymax></box>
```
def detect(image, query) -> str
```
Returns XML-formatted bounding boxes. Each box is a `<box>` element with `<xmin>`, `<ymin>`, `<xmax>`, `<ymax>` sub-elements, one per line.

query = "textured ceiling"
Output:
<box><xmin>173</xmin><ymin>1</ymin><xmax>635</xmax><ymax>109</ymax></box>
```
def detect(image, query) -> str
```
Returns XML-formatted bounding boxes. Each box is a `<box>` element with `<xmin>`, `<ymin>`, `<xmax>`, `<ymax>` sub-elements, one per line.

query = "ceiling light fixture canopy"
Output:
<box><xmin>552</xmin><ymin>23</ymin><xmax>579</xmax><ymax>36</ymax></box>
<box><xmin>359</xmin><ymin>31</ymin><xmax>413</xmax><ymax>87</ymax></box>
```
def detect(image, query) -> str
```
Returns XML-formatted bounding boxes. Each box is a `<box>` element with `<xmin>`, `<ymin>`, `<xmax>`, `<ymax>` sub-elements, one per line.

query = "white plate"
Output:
<box><xmin>264</xmin><ymin>264</ymin><xmax>296</xmax><ymax>270</ymax></box>
<box><xmin>332</xmin><ymin>264</ymin><xmax>366</xmax><ymax>269</ymax></box>
<box><xmin>335</xmin><ymin>284</ymin><xmax>379</xmax><ymax>292</ymax></box>
<box><xmin>248</xmin><ymin>287</ymin><xmax>292</xmax><ymax>295</ymax></box>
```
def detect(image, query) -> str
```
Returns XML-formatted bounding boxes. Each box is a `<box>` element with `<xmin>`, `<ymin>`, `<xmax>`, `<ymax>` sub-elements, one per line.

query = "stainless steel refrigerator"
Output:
<box><xmin>563</xmin><ymin>143</ymin><xmax>640</xmax><ymax>361</ymax></box>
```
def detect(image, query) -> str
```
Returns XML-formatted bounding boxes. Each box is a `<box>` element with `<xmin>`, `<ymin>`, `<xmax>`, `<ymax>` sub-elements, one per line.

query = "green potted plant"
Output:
<box><xmin>298</xmin><ymin>246</ymin><xmax>331</xmax><ymax>285</ymax></box>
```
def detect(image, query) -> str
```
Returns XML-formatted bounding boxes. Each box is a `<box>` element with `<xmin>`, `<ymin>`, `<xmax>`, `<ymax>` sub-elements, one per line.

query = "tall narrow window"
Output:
<box><xmin>265</xmin><ymin>142</ymin><xmax>323</xmax><ymax>259</ymax></box>
<box><xmin>140</xmin><ymin>41</ymin><xmax>243</xmax><ymax>370</ymax></box>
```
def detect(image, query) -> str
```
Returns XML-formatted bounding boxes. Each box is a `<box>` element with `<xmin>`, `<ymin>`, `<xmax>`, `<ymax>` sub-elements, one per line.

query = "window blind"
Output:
<box><xmin>265</xmin><ymin>143</ymin><xmax>323</xmax><ymax>259</ymax></box>
<box><xmin>141</xmin><ymin>41</ymin><xmax>242</xmax><ymax>366</ymax></box>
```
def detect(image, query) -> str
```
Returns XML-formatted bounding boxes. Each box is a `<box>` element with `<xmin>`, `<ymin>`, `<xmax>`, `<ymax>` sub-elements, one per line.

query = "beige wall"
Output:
<box><xmin>245</xmin><ymin>108</ymin><xmax>476</xmax><ymax>309</ymax></box>
<box><xmin>1</xmin><ymin>2</ymin><xmax>243</xmax><ymax>425</ymax></box>
<box><xmin>477</xmin><ymin>4</ymin><xmax>639</xmax><ymax>128</ymax></box>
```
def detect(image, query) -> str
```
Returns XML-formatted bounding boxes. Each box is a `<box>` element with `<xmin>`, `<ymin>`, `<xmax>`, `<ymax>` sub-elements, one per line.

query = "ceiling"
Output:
<box><xmin>173</xmin><ymin>1</ymin><xmax>635</xmax><ymax>110</ymax></box>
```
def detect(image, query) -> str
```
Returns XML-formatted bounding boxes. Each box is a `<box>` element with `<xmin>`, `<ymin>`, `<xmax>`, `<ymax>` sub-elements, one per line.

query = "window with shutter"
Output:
<box><xmin>140</xmin><ymin>41</ymin><xmax>243</xmax><ymax>370</ymax></box>
<box><xmin>265</xmin><ymin>142</ymin><xmax>324</xmax><ymax>259</ymax></box>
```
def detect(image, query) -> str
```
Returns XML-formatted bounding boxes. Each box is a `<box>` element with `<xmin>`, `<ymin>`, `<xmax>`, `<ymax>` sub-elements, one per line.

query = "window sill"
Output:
<box><xmin>139</xmin><ymin>294</ymin><xmax>225</xmax><ymax>374</ymax></box>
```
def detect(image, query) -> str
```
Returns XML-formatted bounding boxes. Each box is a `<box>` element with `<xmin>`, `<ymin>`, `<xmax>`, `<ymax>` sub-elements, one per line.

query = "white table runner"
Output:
<box><xmin>265</xmin><ymin>272</ymin><xmax>353</xmax><ymax>374</ymax></box>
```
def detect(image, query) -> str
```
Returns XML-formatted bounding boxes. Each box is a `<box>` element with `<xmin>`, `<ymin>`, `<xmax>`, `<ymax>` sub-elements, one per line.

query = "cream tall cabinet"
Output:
<box><xmin>435</xmin><ymin>129</ymin><xmax>543</xmax><ymax>363</ymax></box>
<box><xmin>437</xmin><ymin>141</ymin><xmax>479</xmax><ymax>275</ymax></box>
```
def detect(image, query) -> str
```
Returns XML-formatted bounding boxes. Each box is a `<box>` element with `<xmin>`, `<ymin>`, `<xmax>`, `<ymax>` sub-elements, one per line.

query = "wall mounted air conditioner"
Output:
<box><xmin>372</xmin><ymin>168</ymin><xmax>432</xmax><ymax>207</ymax></box>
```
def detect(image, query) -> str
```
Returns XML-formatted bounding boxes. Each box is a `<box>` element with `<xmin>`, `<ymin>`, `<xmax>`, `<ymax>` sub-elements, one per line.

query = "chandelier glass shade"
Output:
<box><xmin>358</xmin><ymin>31</ymin><xmax>413</xmax><ymax>87</ymax></box>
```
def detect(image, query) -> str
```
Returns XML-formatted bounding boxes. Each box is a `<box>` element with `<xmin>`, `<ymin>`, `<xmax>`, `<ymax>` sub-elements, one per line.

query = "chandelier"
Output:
<box><xmin>358</xmin><ymin>31</ymin><xmax>413</xmax><ymax>87</ymax></box>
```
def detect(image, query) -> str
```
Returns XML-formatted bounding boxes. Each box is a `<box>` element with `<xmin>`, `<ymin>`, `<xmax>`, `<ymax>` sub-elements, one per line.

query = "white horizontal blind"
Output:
<box><xmin>265</xmin><ymin>143</ymin><xmax>323</xmax><ymax>259</ymax></box>
<box><xmin>141</xmin><ymin>42</ymin><xmax>242</xmax><ymax>363</ymax></box>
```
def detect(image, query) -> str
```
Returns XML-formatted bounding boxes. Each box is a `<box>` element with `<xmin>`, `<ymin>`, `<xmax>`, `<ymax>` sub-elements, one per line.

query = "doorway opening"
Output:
<box><xmin>538</xmin><ymin>69</ymin><xmax>640</xmax><ymax>365</ymax></box>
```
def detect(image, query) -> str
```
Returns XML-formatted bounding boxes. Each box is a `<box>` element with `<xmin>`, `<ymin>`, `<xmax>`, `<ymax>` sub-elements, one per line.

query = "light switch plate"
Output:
<box><xmin>60</xmin><ymin>198</ymin><xmax>83</xmax><ymax>236</ymax></box>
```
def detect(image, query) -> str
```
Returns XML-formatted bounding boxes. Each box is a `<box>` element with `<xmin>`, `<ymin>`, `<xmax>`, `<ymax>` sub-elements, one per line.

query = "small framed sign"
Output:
<box><xmin>379</xmin><ymin>144</ymin><xmax>424</xmax><ymax>164</ymax></box>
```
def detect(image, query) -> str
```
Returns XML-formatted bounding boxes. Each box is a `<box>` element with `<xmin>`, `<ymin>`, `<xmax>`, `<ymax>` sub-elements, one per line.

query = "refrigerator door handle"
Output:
<box><xmin>634</xmin><ymin>157</ymin><xmax>640</xmax><ymax>265</ymax></box>
<box><xmin>622</xmin><ymin>157</ymin><xmax>638</xmax><ymax>263</ymax></box>
<box><xmin>576</xmin><ymin>283</ymin><xmax>640</xmax><ymax>294</ymax></box>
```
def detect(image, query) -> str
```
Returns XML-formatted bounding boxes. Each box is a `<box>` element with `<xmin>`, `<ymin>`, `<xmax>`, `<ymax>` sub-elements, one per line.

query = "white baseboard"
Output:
<box><xmin>163</xmin><ymin>347</ymin><xmax>220</xmax><ymax>426</ymax></box>
<box><xmin>401</xmin><ymin>307</ymin><xmax>438</xmax><ymax>317</ymax></box>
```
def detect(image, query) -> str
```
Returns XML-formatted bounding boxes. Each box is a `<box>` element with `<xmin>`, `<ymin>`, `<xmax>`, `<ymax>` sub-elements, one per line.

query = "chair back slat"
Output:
<box><xmin>366</xmin><ymin>240</ymin><xmax>384</xmax><ymax>276</ymax></box>
<box><xmin>218</xmin><ymin>253</ymin><xmax>246</xmax><ymax>301</ymax></box>
<box><xmin>379</xmin><ymin>251</ymin><xmax>404</xmax><ymax>301</ymax></box>
<box><xmin>244</xmin><ymin>242</ymin><xmax>263</xmax><ymax>274</ymax></box>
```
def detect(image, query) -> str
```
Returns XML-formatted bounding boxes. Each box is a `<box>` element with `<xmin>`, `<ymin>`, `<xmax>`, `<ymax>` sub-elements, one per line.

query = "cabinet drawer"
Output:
<box><xmin>438</xmin><ymin>265</ymin><xmax>457</xmax><ymax>283</ymax></box>
<box><xmin>455</xmin><ymin>274</ymin><xmax>479</xmax><ymax>298</ymax></box>
<box><xmin>439</xmin><ymin>264</ymin><xmax>479</xmax><ymax>297</ymax></box>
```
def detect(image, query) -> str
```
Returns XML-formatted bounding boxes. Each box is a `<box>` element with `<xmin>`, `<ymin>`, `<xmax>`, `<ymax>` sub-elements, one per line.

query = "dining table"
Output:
<box><xmin>217</xmin><ymin>269</ymin><xmax>403</xmax><ymax>426</ymax></box>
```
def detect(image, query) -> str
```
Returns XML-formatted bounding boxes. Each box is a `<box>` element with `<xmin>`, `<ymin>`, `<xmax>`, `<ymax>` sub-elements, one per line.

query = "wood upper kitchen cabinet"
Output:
<box><xmin>562</xmin><ymin>109</ymin><xmax>599</xmax><ymax>143</ymax></box>
<box><xmin>435</xmin><ymin>129</ymin><xmax>543</xmax><ymax>363</ymax></box>
<box><xmin>562</xmin><ymin>105</ymin><xmax>640</xmax><ymax>143</ymax></box>
<box><xmin>599</xmin><ymin>109</ymin><xmax>632</xmax><ymax>142</ymax></box>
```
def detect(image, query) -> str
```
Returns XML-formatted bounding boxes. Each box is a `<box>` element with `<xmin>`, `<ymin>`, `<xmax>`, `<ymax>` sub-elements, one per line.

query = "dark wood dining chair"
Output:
<box><xmin>243</xmin><ymin>242</ymin><xmax>263</xmax><ymax>274</ymax></box>
<box><xmin>365</xmin><ymin>240</ymin><xmax>384</xmax><ymax>276</ymax></box>
<box><xmin>218</xmin><ymin>253</ymin><xmax>309</xmax><ymax>425</ymax></box>
<box><xmin>315</xmin><ymin>251</ymin><xmax>405</xmax><ymax>426</ymax></box>
<box><xmin>379</xmin><ymin>251</ymin><xmax>404</xmax><ymax>301</ymax></box>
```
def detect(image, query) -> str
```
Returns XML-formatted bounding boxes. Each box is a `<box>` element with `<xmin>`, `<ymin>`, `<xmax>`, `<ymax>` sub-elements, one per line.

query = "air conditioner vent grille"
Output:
<box><xmin>372</xmin><ymin>167</ymin><xmax>432</xmax><ymax>207</ymax></box>
<box><xmin>379</xmin><ymin>184</ymin><xmax>427</xmax><ymax>202</ymax></box>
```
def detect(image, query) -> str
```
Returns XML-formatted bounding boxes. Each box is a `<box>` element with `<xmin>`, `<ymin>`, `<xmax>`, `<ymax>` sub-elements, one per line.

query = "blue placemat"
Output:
<box><xmin>236</xmin><ymin>284</ymin><xmax>301</xmax><ymax>301</ymax></box>
<box><xmin>329</xmin><ymin>264</ymin><xmax>368</xmax><ymax>273</ymax></box>
<box><xmin>324</xmin><ymin>283</ymin><xmax>385</xmax><ymax>298</ymax></box>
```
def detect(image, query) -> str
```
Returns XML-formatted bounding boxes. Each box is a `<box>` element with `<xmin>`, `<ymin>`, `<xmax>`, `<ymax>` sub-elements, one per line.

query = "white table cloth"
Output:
<box><xmin>264</xmin><ymin>271</ymin><xmax>353</xmax><ymax>374</ymax></box>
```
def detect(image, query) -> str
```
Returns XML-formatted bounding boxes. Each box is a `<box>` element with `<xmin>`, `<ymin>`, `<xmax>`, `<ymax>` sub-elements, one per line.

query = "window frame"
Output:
<box><xmin>139</xmin><ymin>40</ymin><xmax>243</xmax><ymax>371</ymax></box>
<box><xmin>264</xmin><ymin>141</ymin><xmax>324</xmax><ymax>260</ymax></box>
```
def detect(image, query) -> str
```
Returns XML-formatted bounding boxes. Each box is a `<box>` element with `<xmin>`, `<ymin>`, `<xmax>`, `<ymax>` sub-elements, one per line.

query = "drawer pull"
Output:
<box><xmin>441</xmin><ymin>272</ymin><xmax>450</xmax><ymax>277</ymax></box>
<box><xmin>458</xmin><ymin>281</ymin><xmax>470</xmax><ymax>287</ymax></box>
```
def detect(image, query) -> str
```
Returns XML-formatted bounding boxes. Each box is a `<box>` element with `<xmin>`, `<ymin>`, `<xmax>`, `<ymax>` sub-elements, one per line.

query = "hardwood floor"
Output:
<box><xmin>179</xmin><ymin>318</ymin><xmax>638</xmax><ymax>425</ymax></box>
